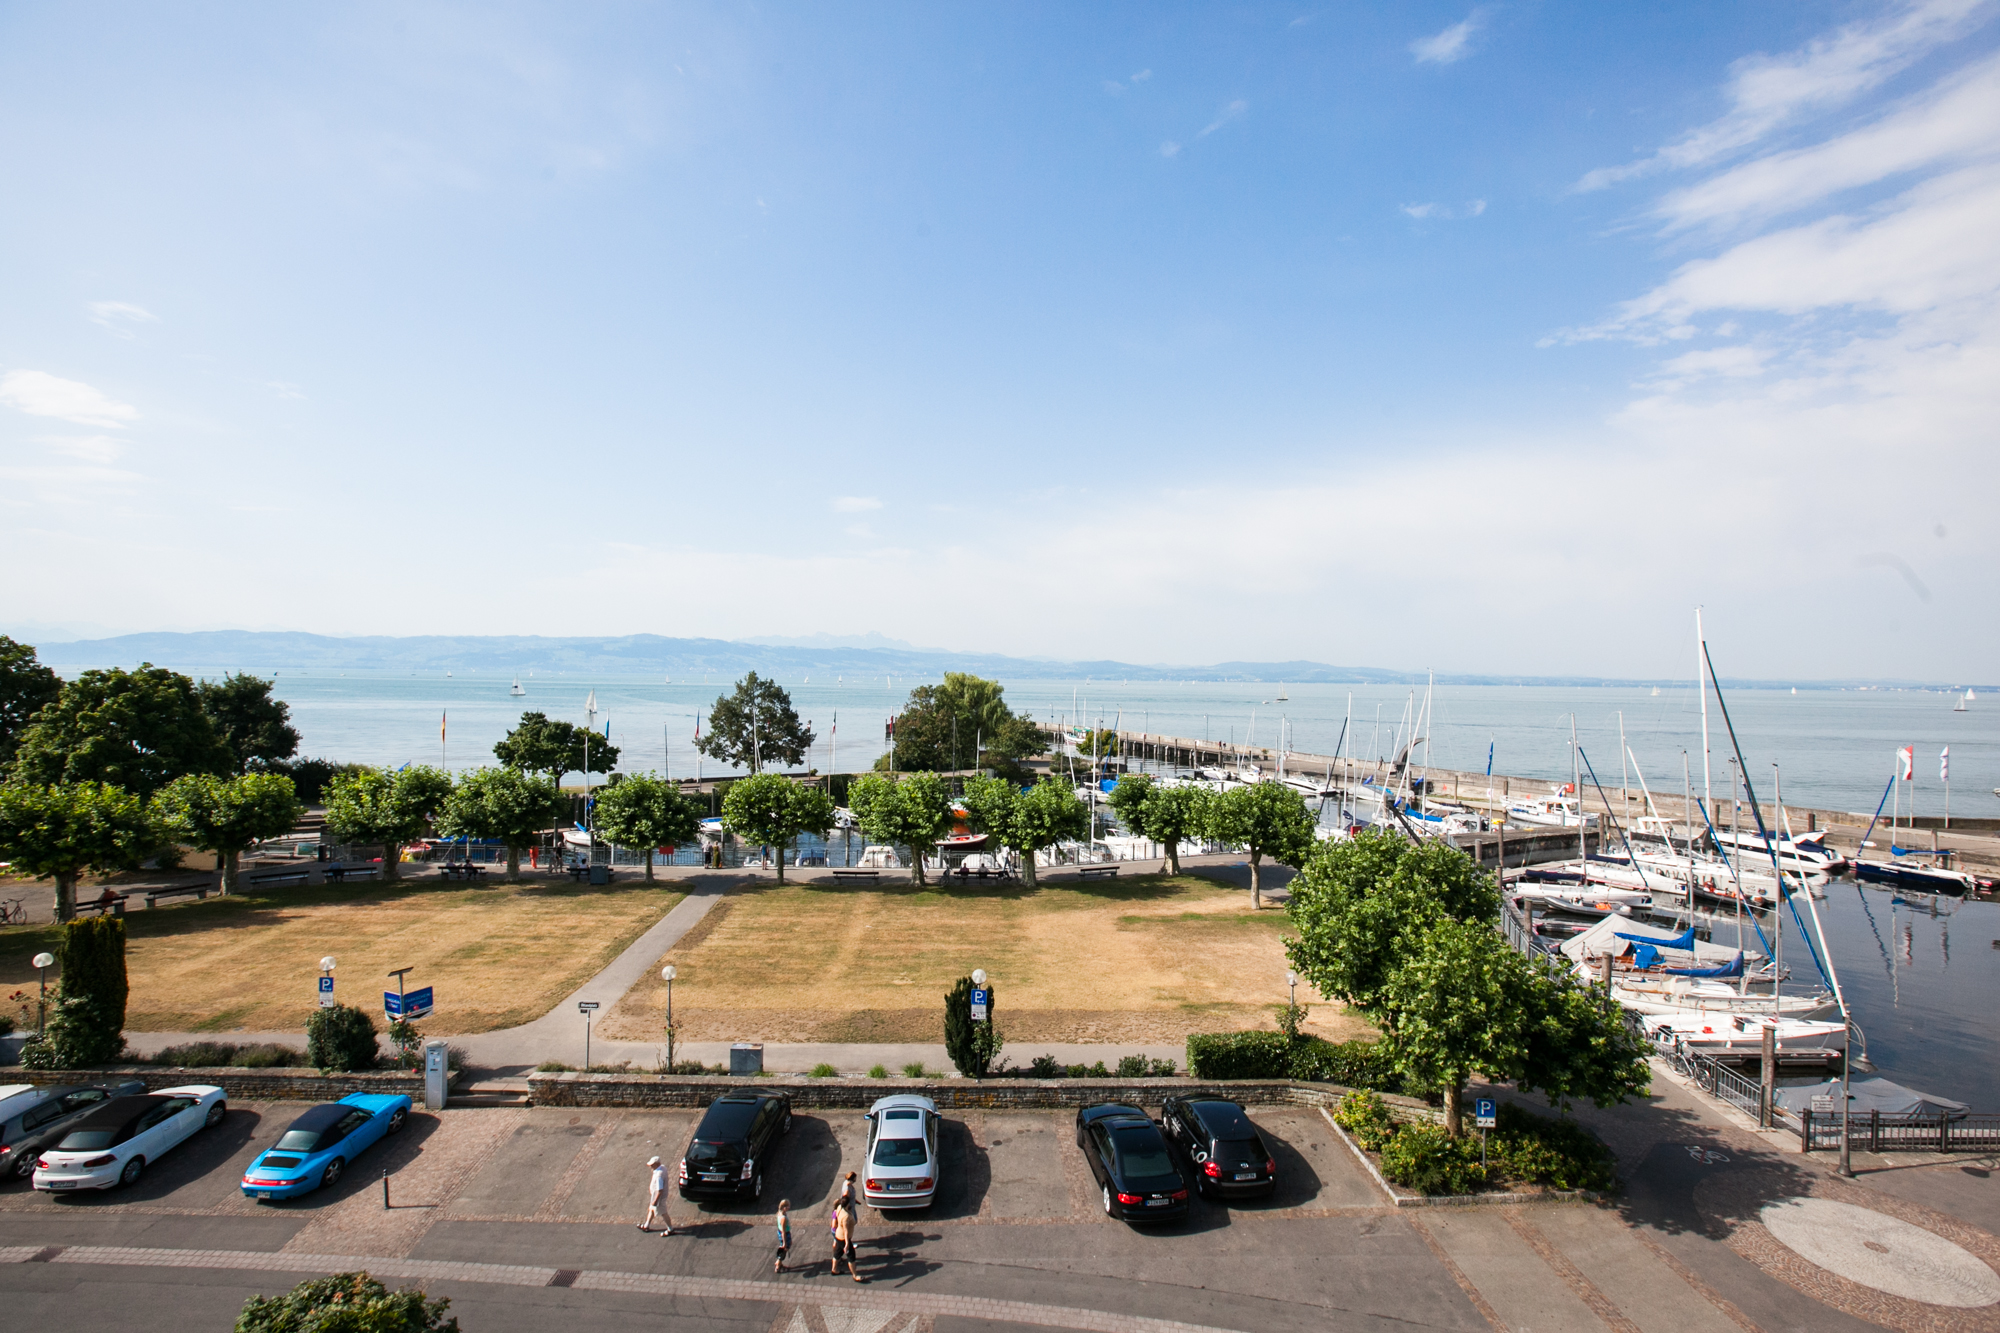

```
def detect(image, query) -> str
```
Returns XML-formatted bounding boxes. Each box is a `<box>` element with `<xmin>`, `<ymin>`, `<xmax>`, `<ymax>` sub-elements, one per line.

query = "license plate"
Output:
<box><xmin>1145</xmin><ymin>1197</ymin><xmax>1170</xmax><ymax>1207</ymax></box>
<box><xmin>1234</xmin><ymin>1172</ymin><xmax>1258</xmax><ymax>1180</ymax></box>
<box><xmin>886</xmin><ymin>1181</ymin><xmax>913</xmax><ymax>1192</ymax></box>
<box><xmin>47</xmin><ymin>1180</ymin><xmax>77</xmax><ymax>1190</ymax></box>
<box><xmin>700</xmin><ymin>1173</ymin><xmax>727</xmax><ymax>1182</ymax></box>
<box><xmin>259</xmin><ymin>1192</ymin><xmax>276</xmax><ymax>1200</ymax></box>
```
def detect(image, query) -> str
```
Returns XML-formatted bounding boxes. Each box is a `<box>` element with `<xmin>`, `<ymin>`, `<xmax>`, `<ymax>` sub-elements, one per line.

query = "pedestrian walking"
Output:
<box><xmin>773</xmin><ymin>1199</ymin><xmax>792</xmax><ymax>1273</ymax></box>
<box><xmin>639</xmin><ymin>1155</ymin><xmax>678</xmax><ymax>1235</ymax></box>
<box><xmin>831</xmin><ymin>1194</ymin><xmax>861</xmax><ymax>1282</ymax></box>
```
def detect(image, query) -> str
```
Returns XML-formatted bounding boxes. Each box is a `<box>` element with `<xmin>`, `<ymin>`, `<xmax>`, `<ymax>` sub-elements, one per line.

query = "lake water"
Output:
<box><xmin>115</xmin><ymin>668</ymin><xmax>1998</xmax><ymax>819</ymax></box>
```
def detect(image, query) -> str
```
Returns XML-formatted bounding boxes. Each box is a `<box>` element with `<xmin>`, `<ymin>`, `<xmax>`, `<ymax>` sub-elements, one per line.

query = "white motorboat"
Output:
<box><xmin>1508</xmin><ymin>885</ymin><xmax>1652</xmax><ymax>917</ymax></box>
<box><xmin>1506</xmin><ymin>787</ymin><xmax>1598</xmax><ymax>829</ymax></box>
<box><xmin>1646</xmin><ymin>1011</ymin><xmax>1846</xmax><ymax>1059</ymax></box>
<box><xmin>1707</xmin><ymin>826</ymin><xmax>1844</xmax><ymax>874</ymax></box>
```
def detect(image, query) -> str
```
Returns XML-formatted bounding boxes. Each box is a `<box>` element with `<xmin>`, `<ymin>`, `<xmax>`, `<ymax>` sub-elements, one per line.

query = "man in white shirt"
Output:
<box><xmin>639</xmin><ymin>1154</ymin><xmax>679</xmax><ymax>1234</ymax></box>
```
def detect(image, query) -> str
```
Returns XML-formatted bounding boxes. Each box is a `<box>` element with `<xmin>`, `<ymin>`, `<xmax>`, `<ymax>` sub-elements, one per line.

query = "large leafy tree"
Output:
<box><xmin>12</xmin><ymin>664</ymin><xmax>232</xmax><ymax>800</ymax></box>
<box><xmin>960</xmin><ymin>774</ymin><xmax>1089</xmax><ymax>889</ymax></box>
<box><xmin>591</xmin><ymin>775</ymin><xmax>705</xmax><ymax>882</ymax></box>
<box><xmin>493</xmin><ymin>711</ymin><xmax>619</xmax><ymax>786</ymax></box>
<box><xmin>721</xmin><ymin>773</ymin><xmax>837</xmax><ymax>882</ymax></box>
<box><xmin>1204</xmin><ymin>781</ymin><xmax>1318</xmax><ymax>909</ymax></box>
<box><xmin>321</xmin><ymin>766</ymin><xmax>455</xmax><ymax>881</ymax></box>
<box><xmin>848</xmin><ymin>771</ymin><xmax>954</xmax><ymax>885</ymax></box>
<box><xmin>875</xmin><ymin>674</ymin><xmax>1043</xmax><ymax>781</ymax></box>
<box><xmin>436</xmin><ymin>767</ymin><xmax>567</xmax><ymax>879</ymax></box>
<box><xmin>1285</xmin><ymin>830</ymin><xmax>1497</xmax><ymax>1020</ymax></box>
<box><xmin>153</xmin><ymin>772</ymin><xmax>306</xmax><ymax>895</ymax></box>
<box><xmin>0</xmin><ymin>781</ymin><xmax>155</xmax><ymax>921</ymax></box>
<box><xmin>697</xmin><ymin>673</ymin><xmax>812</xmax><ymax>774</ymax></box>
<box><xmin>1141</xmin><ymin>783</ymin><xmax>1210</xmax><ymax>875</ymax></box>
<box><xmin>1105</xmin><ymin>773</ymin><xmax>1153</xmax><ymax>838</ymax></box>
<box><xmin>0</xmin><ymin>636</ymin><xmax>61</xmax><ymax>768</ymax></box>
<box><xmin>238</xmin><ymin>1272</ymin><xmax>457</xmax><ymax>1333</ymax></box>
<box><xmin>1380</xmin><ymin>918</ymin><xmax>1535</xmax><ymax>1136</ymax></box>
<box><xmin>196</xmin><ymin>674</ymin><xmax>300</xmax><ymax>774</ymax></box>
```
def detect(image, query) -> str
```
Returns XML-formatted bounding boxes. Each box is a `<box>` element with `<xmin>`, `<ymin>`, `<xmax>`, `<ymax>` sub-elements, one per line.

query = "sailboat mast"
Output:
<box><xmin>1696</xmin><ymin>608</ymin><xmax>1713</xmax><ymax>849</ymax></box>
<box><xmin>1572</xmin><ymin>713</ymin><xmax>1584</xmax><ymax>862</ymax></box>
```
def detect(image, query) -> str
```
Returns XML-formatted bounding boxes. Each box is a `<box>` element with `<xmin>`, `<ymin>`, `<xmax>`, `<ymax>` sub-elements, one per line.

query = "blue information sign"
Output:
<box><xmin>1474</xmin><ymin>1098</ymin><xmax>1497</xmax><ymax>1129</ymax></box>
<box><xmin>969</xmin><ymin>987</ymin><xmax>990</xmax><ymax>1022</ymax></box>
<box><xmin>384</xmin><ymin>986</ymin><xmax>435</xmax><ymax>1020</ymax></box>
<box><xmin>317</xmin><ymin>975</ymin><xmax>335</xmax><ymax>1008</ymax></box>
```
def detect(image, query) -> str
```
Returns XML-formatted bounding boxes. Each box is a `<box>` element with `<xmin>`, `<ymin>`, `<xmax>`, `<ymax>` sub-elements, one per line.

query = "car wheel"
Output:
<box><xmin>1101</xmin><ymin>1183</ymin><xmax>1114</xmax><ymax>1217</ymax></box>
<box><xmin>205</xmin><ymin>1100</ymin><xmax>227</xmax><ymax>1129</ymax></box>
<box><xmin>321</xmin><ymin>1157</ymin><xmax>346</xmax><ymax>1189</ymax></box>
<box><xmin>13</xmin><ymin>1153</ymin><xmax>36</xmax><ymax>1180</ymax></box>
<box><xmin>118</xmin><ymin>1157</ymin><xmax>145</xmax><ymax>1189</ymax></box>
<box><xmin>386</xmin><ymin>1108</ymin><xmax>408</xmax><ymax>1135</ymax></box>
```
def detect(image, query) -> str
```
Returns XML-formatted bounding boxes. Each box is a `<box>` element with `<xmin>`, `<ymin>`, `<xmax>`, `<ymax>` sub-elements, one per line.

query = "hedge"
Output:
<box><xmin>1185</xmin><ymin>1031</ymin><xmax>1406</xmax><ymax>1091</ymax></box>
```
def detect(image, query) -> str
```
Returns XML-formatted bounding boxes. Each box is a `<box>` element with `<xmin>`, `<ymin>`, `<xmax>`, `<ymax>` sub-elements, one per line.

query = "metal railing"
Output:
<box><xmin>1671</xmin><ymin>1046</ymin><xmax>1784</xmax><ymax>1125</ymax></box>
<box><xmin>1499</xmin><ymin>897</ymin><xmax>1561</xmax><ymax>958</ymax></box>
<box><xmin>1799</xmin><ymin>1108</ymin><xmax>2000</xmax><ymax>1154</ymax></box>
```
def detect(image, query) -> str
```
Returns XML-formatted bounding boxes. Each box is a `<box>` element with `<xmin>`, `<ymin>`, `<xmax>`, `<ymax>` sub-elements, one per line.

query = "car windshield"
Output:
<box><xmin>1111</xmin><ymin>1130</ymin><xmax>1174</xmax><ymax>1178</ymax></box>
<box><xmin>872</xmin><ymin>1136</ymin><xmax>928</xmax><ymax>1167</ymax></box>
<box><xmin>56</xmin><ymin>1130</ymin><xmax>116</xmax><ymax>1151</ymax></box>
<box><xmin>275</xmin><ymin>1129</ymin><xmax>323</xmax><ymax>1152</ymax></box>
<box><xmin>686</xmin><ymin>1140</ymin><xmax>734</xmax><ymax>1163</ymax></box>
<box><xmin>1192</xmin><ymin>1103</ymin><xmax>1255</xmax><ymax>1139</ymax></box>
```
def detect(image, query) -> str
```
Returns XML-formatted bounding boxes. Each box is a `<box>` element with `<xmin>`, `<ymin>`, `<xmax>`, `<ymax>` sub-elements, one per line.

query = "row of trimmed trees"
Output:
<box><xmin>1104</xmin><ymin>773</ymin><xmax>1318</xmax><ymax>908</ymax></box>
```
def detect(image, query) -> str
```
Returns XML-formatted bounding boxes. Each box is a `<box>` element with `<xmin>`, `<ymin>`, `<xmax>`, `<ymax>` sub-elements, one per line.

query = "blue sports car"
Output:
<box><xmin>240</xmin><ymin>1093</ymin><xmax>411</xmax><ymax>1200</ymax></box>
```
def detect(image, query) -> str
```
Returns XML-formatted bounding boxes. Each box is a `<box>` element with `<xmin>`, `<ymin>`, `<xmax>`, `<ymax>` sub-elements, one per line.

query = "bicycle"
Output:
<box><xmin>0</xmin><ymin>898</ymin><xmax>26</xmax><ymax>925</ymax></box>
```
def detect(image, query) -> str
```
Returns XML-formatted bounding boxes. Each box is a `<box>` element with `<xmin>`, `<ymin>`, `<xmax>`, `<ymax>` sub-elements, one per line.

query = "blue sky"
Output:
<box><xmin>2</xmin><ymin>2</ymin><xmax>1996</xmax><ymax>678</ymax></box>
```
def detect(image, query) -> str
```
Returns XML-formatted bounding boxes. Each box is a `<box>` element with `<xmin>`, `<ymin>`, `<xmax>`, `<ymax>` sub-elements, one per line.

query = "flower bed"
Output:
<box><xmin>1331</xmin><ymin>1089</ymin><xmax>1616</xmax><ymax>1199</ymax></box>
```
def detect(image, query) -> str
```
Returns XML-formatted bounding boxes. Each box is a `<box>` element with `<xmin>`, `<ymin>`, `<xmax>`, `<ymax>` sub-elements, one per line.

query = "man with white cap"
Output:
<box><xmin>639</xmin><ymin>1154</ymin><xmax>679</xmax><ymax>1235</ymax></box>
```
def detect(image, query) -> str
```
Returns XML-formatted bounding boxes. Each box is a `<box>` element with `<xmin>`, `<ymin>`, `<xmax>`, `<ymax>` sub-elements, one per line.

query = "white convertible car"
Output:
<box><xmin>32</xmin><ymin>1084</ymin><xmax>227</xmax><ymax>1192</ymax></box>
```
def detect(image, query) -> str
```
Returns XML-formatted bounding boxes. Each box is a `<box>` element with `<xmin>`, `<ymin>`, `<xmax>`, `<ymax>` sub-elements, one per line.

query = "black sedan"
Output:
<box><xmin>1161</xmin><ymin>1095</ymin><xmax>1277</xmax><ymax>1199</ymax></box>
<box><xmin>678</xmin><ymin>1092</ymin><xmax>792</xmax><ymax>1202</ymax></box>
<box><xmin>0</xmin><ymin>1081</ymin><xmax>147</xmax><ymax>1181</ymax></box>
<box><xmin>1073</xmin><ymin>1103</ymin><xmax>1188</xmax><ymax>1223</ymax></box>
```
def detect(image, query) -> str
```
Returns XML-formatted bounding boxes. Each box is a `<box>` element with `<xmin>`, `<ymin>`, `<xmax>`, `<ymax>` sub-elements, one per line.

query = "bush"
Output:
<box><xmin>1332</xmin><ymin>1089</ymin><xmax>1399</xmax><ymax>1152</ymax></box>
<box><xmin>1068</xmin><ymin>1061</ymin><xmax>1111</xmax><ymax>1078</ymax></box>
<box><xmin>1188</xmin><ymin>1030</ymin><xmax>1418</xmax><ymax>1095</ymax></box>
<box><xmin>1185</xmin><ymin>1030</ymin><xmax>1291</xmax><ymax>1079</ymax></box>
<box><xmin>901</xmin><ymin>1062</ymin><xmax>928</xmax><ymax>1078</ymax></box>
<box><xmin>19</xmin><ymin>993</ymin><xmax>125</xmax><ymax>1069</ymax></box>
<box><xmin>942</xmin><ymin>974</ymin><xmax>1003</xmax><ymax>1078</ymax></box>
<box><xmin>868</xmin><ymin>1064</ymin><xmax>888</xmax><ymax>1079</ymax></box>
<box><xmin>307</xmin><ymin>1003</ymin><xmax>380</xmax><ymax>1073</ymax></box>
<box><xmin>1378</xmin><ymin>1123</ymin><xmax>1487</xmax><ymax>1196</ymax></box>
<box><xmin>1114</xmin><ymin>1054</ymin><xmax>1149</xmax><ymax>1078</ymax></box>
<box><xmin>536</xmin><ymin>1060</ymin><xmax>574</xmax><ymax>1072</ymax></box>
<box><xmin>808</xmin><ymin>1062</ymin><xmax>839</xmax><ymax>1078</ymax></box>
<box><xmin>236</xmin><ymin>1271</ymin><xmax>457</xmax><ymax>1333</ymax></box>
<box><xmin>1027</xmin><ymin>1055</ymin><xmax>1063</xmax><ymax>1079</ymax></box>
<box><xmin>1488</xmin><ymin>1102</ymin><xmax>1616</xmax><ymax>1192</ymax></box>
<box><xmin>658</xmin><ymin>1060</ymin><xmax>727</xmax><ymax>1075</ymax></box>
<box><xmin>153</xmin><ymin>1041</ymin><xmax>308</xmax><ymax>1068</ymax></box>
<box><xmin>0</xmin><ymin>1012</ymin><xmax>12</xmax><ymax>1038</ymax></box>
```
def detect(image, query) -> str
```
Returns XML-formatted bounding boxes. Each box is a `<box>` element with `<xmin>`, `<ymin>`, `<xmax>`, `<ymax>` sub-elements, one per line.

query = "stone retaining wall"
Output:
<box><xmin>8</xmin><ymin>1066</ymin><xmax>451</xmax><ymax>1100</ymax></box>
<box><xmin>525</xmin><ymin>1071</ymin><xmax>1440</xmax><ymax>1119</ymax></box>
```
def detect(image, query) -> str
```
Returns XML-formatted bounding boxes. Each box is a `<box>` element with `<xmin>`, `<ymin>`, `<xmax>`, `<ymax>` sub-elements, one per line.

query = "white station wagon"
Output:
<box><xmin>32</xmin><ymin>1084</ymin><xmax>226</xmax><ymax>1192</ymax></box>
<box><xmin>861</xmin><ymin>1094</ymin><xmax>939</xmax><ymax>1210</ymax></box>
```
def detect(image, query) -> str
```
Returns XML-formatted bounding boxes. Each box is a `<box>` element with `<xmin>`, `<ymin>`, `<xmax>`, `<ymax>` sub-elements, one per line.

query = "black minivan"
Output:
<box><xmin>677</xmin><ymin>1092</ymin><xmax>792</xmax><ymax>1203</ymax></box>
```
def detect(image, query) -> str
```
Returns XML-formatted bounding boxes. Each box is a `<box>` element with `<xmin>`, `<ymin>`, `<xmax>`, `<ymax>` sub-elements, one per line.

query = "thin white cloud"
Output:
<box><xmin>1577</xmin><ymin>0</ymin><xmax>1990</xmax><ymax>191</ymax></box>
<box><xmin>833</xmin><ymin>495</ymin><xmax>882</xmax><ymax>512</ymax></box>
<box><xmin>1130</xmin><ymin>69</ymin><xmax>1152</xmax><ymax>82</ymax></box>
<box><xmin>1401</xmin><ymin>199</ymin><xmax>1487</xmax><ymax>220</ymax></box>
<box><xmin>87</xmin><ymin>301</ymin><xmax>159</xmax><ymax>337</ymax></box>
<box><xmin>1104</xmin><ymin>79</ymin><xmax>1126</xmax><ymax>95</ymax></box>
<box><xmin>1160</xmin><ymin>140</ymin><xmax>1181</xmax><ymax>158</ymax></box>
<box><xmin>1198</xmin><ymin>99</ymin><xmax>1247</xmax><ymax>138</ymax></box>
<box><xmin>1410</xmin><ymin>11</ymin><xmax>1484</xmax><ymax>66</ymax></box>
<box><xmin>0</xmin><ymin>370</ymin><xmax>139</xmax><ymax>428</ymax></box>
<box><xmin>1654</xmin><ymin>49</ymin><xmax>2000</xmax><ymax>230</ymax></box>
<box><xmin>45</xmin><ymin>435</ymin><xmax>127</xmax><ymax>464</ymax></box>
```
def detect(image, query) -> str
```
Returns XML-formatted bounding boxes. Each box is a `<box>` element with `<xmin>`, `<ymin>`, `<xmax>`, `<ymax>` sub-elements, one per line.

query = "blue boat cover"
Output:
<box><xmin>1630</xmin><ymin>945</ymin><xmax>1662</xmax><ymax>970</ymax></box>
<box><xmin>1617</xmin><ymin>925</ymin><xmax>1698</xmax><ymax>952</ymax></box>
<box><xmin>1664</xmin><ymin>952</ymin><xmax>1744</xmax><ymax>978</ymax></box>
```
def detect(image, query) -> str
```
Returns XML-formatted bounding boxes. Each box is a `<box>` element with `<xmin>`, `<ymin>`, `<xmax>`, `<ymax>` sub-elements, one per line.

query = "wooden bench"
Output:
<box><xmin>76</xmin><ymin>895</ymin><xmax>128</xmax><ymax>917</ymax></box>
<box><xmin>323</xmin><ymin>866</ymin><xmax>379</xmax><ymax>884</ymax></box>
<box><xmin>1075</xmin><ymin>865</ymin><xmax>1120</xmax><ymax>880</ymax></box>
<box><xmin>247</xmin><ymin>868</ymin><xmax>311</xmax><ymax>887</ymax></box>
<box><xmin>951</xmin><ymin>867</ymin><xmax>1013</xmax><ymax>882</ymax></box>
<box><xmin>831</xmin><ymin>869</ymin><xmax>881</xmax><ymax>883</ymax></box>
<box><xmin>145</xmin><ymin>883</ymin><xmax>212</xmax><ymax>908</ymax></box>
<box><xmin>437</xmin><ymin>864</ymin><xmax>487</xmax><ymax>882</ymax></box>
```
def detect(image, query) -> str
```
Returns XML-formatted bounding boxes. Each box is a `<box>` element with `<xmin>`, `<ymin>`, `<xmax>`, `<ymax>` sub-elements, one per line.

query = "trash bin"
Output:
<box><xmin>423</xmin><ymin>1039</ymin><xmax>450</xmax><ymax>1110</ymax></box>
<box><xmin>730</xmin><ymin>1043</ymin><xmax>764</xmax><ymax>1076</ymax></box>
<box><xmin>588</xmin><ymin>864</ymin><xmax>609</xmax><ymax>885</ymax></box>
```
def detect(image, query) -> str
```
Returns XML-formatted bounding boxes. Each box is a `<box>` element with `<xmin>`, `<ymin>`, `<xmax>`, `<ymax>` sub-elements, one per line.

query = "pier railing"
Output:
<box><xmin>1797</xmin><ymin>1108</ymin><xmax>2000</xmax><ymax>1154</ymax></box>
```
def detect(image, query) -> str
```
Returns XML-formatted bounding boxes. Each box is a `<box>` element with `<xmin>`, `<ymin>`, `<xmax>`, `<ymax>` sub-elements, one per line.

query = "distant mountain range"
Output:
<box><xmin>14</xmin><ymin>629</ymin><xmax>1987</xmax><ymax>690</ymax></box>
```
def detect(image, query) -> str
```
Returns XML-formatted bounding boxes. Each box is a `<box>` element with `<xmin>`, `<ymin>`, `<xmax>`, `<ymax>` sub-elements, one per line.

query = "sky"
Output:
<box><xmin>2</xmin><ymin>1</ymin><xmax>1996</xmax><ymax>680</ymax></box>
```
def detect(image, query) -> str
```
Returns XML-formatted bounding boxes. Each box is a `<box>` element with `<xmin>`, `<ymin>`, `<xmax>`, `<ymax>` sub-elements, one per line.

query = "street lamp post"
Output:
<box><xmin>661</xmin><ymin>965</ymin><xmax>677</xmax><ymax>1069</ymax></box>
<box><xmin>1286</xmin><ymin>970</ymin><xmax>1297</xmax><ymax>1012</ymax></box>
<box><xmin>32</xmin><ymin>951</ymin><xmax>54</xmax><ymax>1034</ymax></box>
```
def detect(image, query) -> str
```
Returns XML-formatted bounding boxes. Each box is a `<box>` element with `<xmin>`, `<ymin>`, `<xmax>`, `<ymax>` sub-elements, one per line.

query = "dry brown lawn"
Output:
<box><xmin>601</xmin><ymin>873</ymin><xmax>1370</xmax><ymax>1046</ymax></box>
<box><xmin>0</xmin><ymin>879</ymin><xmax>681</xmax><ymax>1035</ymax></box>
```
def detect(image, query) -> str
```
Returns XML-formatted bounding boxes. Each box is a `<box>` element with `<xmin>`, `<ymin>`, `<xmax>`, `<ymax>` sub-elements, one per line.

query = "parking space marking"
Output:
<box><xmin>16</xmin><ymin>1244</ymin><xmax>1261</xmax><ymax>1333</ymax></box>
